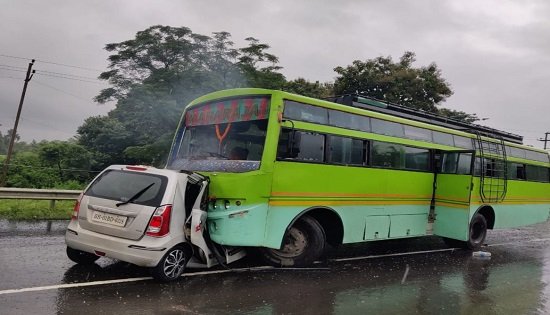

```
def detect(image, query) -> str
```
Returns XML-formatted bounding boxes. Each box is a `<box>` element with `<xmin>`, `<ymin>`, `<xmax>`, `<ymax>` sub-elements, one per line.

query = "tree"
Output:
<box><xmin>82</xmin><ymin>26</ymin><xmax>286</xmax><ymax>169</ymax></box>
<box><xmin>38</xmin><ymin>141</ymin><xmax>92</xmax><ymax>182</ymax></box>
<box><xmin>77</xmin><ymin>116</ymin><xmax>134</xmax><ymax>168</ymax></box>
<box><xmin>334</xmin><ymin>52</ymin><xmax>450</xmax><ymax>112</ymax></box>
<box><xmin>283</xmin><ymin>78</ymin><xmax>333</xmax><ymax>99</ymax></box>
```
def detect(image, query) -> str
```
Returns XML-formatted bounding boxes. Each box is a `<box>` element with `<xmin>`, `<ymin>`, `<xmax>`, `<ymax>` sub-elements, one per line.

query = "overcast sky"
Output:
<box><xmin>0</xmin><ymin>0</ymin><xmax>549</xmax><ymax>148</ymax></box>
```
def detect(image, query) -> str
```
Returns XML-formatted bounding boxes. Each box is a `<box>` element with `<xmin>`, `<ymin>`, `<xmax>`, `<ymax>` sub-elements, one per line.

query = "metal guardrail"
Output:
<box><xmin>0</xmin><ymin>188</ymin><xmax>82</xmax><ymax>209</ymax></box>
<box><xmin>0</xmin><ymin>188</ymin><xmax>82</xmax><ymax>200</ymax></box>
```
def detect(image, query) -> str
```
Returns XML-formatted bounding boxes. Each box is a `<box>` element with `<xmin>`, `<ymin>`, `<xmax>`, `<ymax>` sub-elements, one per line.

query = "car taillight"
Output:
<box><xmin>71</xmin><ymin>193</ymin><xmax>83</xmax><ymax>221</ymax></box>
<box><xmin>146</xmin><ymin>205</ymin><xmax>172</xmax><ymax>237</ymax></box>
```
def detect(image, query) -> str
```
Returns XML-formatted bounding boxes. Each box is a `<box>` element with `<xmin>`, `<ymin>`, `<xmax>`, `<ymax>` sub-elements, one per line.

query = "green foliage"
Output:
<box><xmin>334</xmin><ymin>52</ymin><xmax>450</xmax><ymax>112</ymax></box>
<box><xmin>283</xmin><ymin>78</ymin><xmax>333</xmax><ymax>99</ymax></box>
<box><xmin>81</xmin><ymin>25</ymin><xmax>287</xmax><ymax>170</ymax></box>
<box><xmin>2</xmin><ymin>141</ymin><xmax>93</xmax><ymax>189</ymax></box>
<box><xmin>38</xmin><ymin>141</ymin><xmax>92</xmax><ymax>182</ymax></box>
<box><xmin>0</xmin><ymin>199</ymin><xmax>74</xmax><ymax>220</ymax></box>
<box><xmin>333</xmin><ymin>52</ymin><xmax>477</xmax><ymax>122</ymax></box>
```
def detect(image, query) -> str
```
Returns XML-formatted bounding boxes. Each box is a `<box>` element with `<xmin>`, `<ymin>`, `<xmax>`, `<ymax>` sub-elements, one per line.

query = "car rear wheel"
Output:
<box><xmin>260</xmin><ymin>215</ymin><xmax>325</xmax><ymax>267</ymax></box>
<box><xmin>66</xmin><ymin>247</ymin><xmax>99</xmax><ymax>264</ymax></box>
<box><xmin>151</xmin><ymin>245</ymin><xmax>188</xmax><ymax>282</ymax></box>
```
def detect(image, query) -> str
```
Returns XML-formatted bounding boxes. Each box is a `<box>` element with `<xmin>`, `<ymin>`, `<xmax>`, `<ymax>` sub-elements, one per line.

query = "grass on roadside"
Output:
<box><xmin>0</xmin><ymin>199</ymin><xmax>74</xmax><ymax>220</ymax></box>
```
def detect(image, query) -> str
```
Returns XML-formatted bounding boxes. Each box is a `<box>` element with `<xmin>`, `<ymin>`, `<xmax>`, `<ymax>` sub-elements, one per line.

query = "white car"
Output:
<box><xmin>65</xmin><ymin>165</ymin><xmax>243</xmax><ymax>281</ymax></box>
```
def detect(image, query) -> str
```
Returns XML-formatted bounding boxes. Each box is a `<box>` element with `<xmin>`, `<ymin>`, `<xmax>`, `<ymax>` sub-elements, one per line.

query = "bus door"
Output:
<box><xmin>432</xmin><ymin>150</ymin><xmax>475</xmax><ymax>241</ymax></box>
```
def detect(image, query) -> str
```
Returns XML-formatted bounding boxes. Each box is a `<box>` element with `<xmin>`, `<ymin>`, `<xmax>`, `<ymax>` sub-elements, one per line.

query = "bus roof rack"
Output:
<box><xmin>326</xmin><ymin>94</ymin><xmax>523</xmax><ymax>144</ymax></box>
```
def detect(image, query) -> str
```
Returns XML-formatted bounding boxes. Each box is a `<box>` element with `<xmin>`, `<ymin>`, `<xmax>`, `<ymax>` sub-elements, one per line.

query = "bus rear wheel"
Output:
<box><xmin>444</xmin><ymin>213</ymin><xmax>488</xmax><ymax>250</ymax></box>
<box><xmin>260</xmin><ymin>215</ymin><xmax>325</xmax><ymax>267</ymax></box>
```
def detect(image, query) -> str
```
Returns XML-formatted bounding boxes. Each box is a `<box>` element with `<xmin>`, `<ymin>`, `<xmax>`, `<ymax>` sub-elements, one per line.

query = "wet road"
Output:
<box><xmin>1</xmin><ymin>220</ymin><xmax>550</xmax><ymax>314</ymax></box>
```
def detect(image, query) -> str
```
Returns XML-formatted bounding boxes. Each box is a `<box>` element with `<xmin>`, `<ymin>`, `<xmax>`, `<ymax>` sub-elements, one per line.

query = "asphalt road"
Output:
<box><xmin>1</xmin><ymin>220</ymin><xmax>550</xmax><ymax>314</ymax></box>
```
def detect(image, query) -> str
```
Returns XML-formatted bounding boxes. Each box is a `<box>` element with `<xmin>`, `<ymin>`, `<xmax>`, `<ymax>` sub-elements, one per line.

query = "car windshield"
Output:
<box><xmin>167</xmin><ymin>96</ymin><xmax>270</xmax><ymax>173</ymax></box>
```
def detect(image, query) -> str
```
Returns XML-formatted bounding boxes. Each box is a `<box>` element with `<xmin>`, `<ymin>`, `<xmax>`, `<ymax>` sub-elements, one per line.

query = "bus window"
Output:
<box><xmin>371</xmin><ymin>119</ymin><xmax>405</xmax><ymax>138</ymax></box>
<box><xmin>328</xmin><ymin>110</ymin><xmax>370</xmax><ymax>132</ymax></box>
<box><xmin>441</xmin><ymin>152</ymin><xmax>459</xmax><ymax>173</ymax></box>
<box><xmin>277</xmin><ymin>129</ymin><xmax>325</xmax><ymax>162</ymax></box>
<box><xmin>525</xmin><ymin>150</ymin><xmax>549</xmax><ymax>163</ymax></box>
<box><xmin>508</xmin><ymin>162</ymin><xmax>526</xmax><ymax>180</ymax></box>
<box><xmin>509</xmin><ymin>146</ymin><xmax>526</xmax><ymax>159</ymax></box>
<box><xmin>283</xmin><ymin>101</ymin><xmax>328</xmax><ymax>124</ymax></box>
<box><xmin>404</xmin><ymin>147</ymin><xmax>430</xmax><ymax>171</ymax></box>
<box><xmin>483</xmin><ymin>159</ymin><xmax>505</xmax><ymax>178</ymax></box>
<box><xmin>327</xmin><ymin>135</ymin><xmax>364</xmax><ymax>166</ymax></box>
<box><xmin>371</xmin><ymin>142</ymin><xmax>404</xmax><ymax>169</ymax></box>
<box><xmin>403</xmin><ymin>125</ymin><xmax>433</xmax><ymax>142</ymax></box>
<box><xmin>433</xmin><ymin>131</ymin><xmax>454</xmax><ymax>146</ymax></box>
<box><xmin>453</xmin><ymin>136</ymin><xmax>473</xmax><ymax>149</ymax></box>
<box><xmin>456</xmin><ymin>153</ymin><xmax>473</xmax><ymax>175</ymax></box>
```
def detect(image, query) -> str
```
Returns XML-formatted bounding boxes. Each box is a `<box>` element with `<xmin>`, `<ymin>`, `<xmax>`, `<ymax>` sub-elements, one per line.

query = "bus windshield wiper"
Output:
<box><xmin>116</xmin><ymin>182</ymin><xmax>155</xmax><ymax>207</ymax></box>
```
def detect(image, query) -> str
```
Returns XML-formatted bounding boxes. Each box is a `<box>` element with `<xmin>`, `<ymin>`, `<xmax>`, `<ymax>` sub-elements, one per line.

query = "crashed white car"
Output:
<box><xmin>65</xmin><ymin>165</ymin><xmax>244</xmax><ymax>281</ymax></box>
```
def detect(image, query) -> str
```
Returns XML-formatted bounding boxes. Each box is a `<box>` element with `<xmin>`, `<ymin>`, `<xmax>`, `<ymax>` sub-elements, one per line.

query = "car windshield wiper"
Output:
<box><xmin>116</xmin><ymin>182</ymin><xmax>155</xmax><ymax>207</ymax></box>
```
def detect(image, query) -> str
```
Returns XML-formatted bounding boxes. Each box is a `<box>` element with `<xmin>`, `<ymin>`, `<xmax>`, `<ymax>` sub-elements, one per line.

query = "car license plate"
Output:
<box><xmin>91</xmin><ymin>211</ymin><xmax>127</xmax><ymax>227</ymax></box>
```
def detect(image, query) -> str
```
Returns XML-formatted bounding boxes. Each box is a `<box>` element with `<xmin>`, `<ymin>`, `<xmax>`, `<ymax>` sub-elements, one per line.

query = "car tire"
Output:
<box><xmin>443</xmin><ymin>213</ymin><xmax>488</xmax><ymax>250</ymax></box>
<box><xmin>151</xmin><ymin>245</ymin><xmax>188</xmax><ymax>282</ymax></box>
<box><xmin>260</xmin><ymin>215</ymin><xmax>325</xmax><ymax>267</ymax></box>
<box><xmin>66</xmin><ymin>247</ymin><xmax>99</xmax><ymax>264</ymax></box>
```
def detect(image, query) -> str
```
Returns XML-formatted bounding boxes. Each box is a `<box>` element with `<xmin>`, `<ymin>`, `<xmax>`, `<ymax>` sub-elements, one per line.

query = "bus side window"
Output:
<box><xmin>327</xmin><ymin>135</ymin><xmax>364</xmax><ymax>166</ymax></box>
<box><xmin>508</xmin><ymin>163</ymin><xmax>526</xmax><ymax>180</ymax></box>
<box><xmin>441</xmin><ymin>152</ymin><xmax>459</xmax><ymax>173</ymax></box>
<box><xmin>456</xmin><ymin>153</ymin><xmax>473</xmax><ymax>175</ymax></box>
<box><xmin>371</xmin><ymin>142</ymin><xmax>404</xmax><ymax>169</ymax></box>
<box><xmin>277</xmin><ymin>129</ymin><xmax>325</xmax><ymax>162</ymax></box>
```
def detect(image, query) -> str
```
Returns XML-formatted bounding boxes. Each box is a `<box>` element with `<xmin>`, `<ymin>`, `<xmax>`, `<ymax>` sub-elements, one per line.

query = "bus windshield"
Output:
<box><xmin>167</xmin><ymin>96</ymin><xmax>270</xmax><ymax>173</ymax></box>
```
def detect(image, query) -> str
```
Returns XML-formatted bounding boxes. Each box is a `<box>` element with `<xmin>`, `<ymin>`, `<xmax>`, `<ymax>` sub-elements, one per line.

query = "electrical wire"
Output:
<box><xmin>35</xmin><ymin>69</ymin><xmax>100</xmax><ymax>81</ymax></box>
<box><xmin>34</xmin><ymin>72</ymin><xmax>107</xmax><ymax>85</ymax></box>
<box><xmin>33</xmin><ymin>80</ymin><xmax>93</xmax><ymax>102</ymax></box>
<box><xmin>0</xmin><ymin>53</ymin><xmax>104</xmax><ymax>72</ymax></box>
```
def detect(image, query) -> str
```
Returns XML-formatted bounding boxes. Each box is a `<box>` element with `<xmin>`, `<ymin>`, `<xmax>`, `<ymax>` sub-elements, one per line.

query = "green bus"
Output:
<box><xmin>167</xmin><ymin>88</ymin><xmax>550</xmax><ymax>266</ymax></box>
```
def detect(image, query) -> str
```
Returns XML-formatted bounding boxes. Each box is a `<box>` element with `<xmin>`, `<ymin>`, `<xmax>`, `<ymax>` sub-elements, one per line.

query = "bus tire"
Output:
<box><xmin>260</xmin><ymin>215</ymin><xmax>325</xmax><ymax>267</ymax></box>
<box><xmin>466</xmin><ymin>213</ymin><xmax>488</xmax><ymax>250</ymax></box>
<box><xmin>443</xmin><ymin>213</ymin><xmax>488</xmax><ymax>250</ymax></box>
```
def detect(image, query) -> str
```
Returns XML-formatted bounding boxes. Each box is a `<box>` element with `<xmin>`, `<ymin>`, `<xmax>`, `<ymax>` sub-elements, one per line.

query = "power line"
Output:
<box><xmin>0</xmin><ymin>63</ymin><xmax>27</xmax><ymax>70</ymax></box>
<box><xmin>34</xmin><ymin>72</ymin><xmax>107</xmax><ymax>85</ymax></box>
<box><xmin>35</xmin><ymin>69</ymin><xmax>100</xmax><ymax>81</ymax></box>
<box><xmin>0</xmin><ymin>53</ymin><xmax>104</xmax><ymax>72</ymax></box>
<box><xmin>0</xmin><ymin>76</ymin><xmax>24</xmax><ymax>80</ymax></box>
<box><xmin>0</xmin><ymin>67</ymin><xmax>27</xmax><ymax>73</ymax></box>
<box><xmin>33</xmin><ymin>79</ymin><xmax>93</xmax><ymax>102</ymax></box>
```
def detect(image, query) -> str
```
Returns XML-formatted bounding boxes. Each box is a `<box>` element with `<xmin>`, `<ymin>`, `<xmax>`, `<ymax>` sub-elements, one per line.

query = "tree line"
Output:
<box><xmin>2</xmin><ymin>25</ymin><xmax>477</xmax><ymax>188</ymax></box>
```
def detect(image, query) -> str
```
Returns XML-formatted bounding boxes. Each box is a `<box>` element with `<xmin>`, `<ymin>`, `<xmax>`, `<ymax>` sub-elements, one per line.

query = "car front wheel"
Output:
<box><xmin>151</xmin><ymin>245</ymin><xmax>188</xmax><ymax>282</ymax></box>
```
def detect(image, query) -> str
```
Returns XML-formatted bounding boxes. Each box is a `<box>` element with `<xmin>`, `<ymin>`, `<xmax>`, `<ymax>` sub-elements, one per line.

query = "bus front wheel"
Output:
<box><xmin>260</xmin><ymin>215</ymin><xmax>325</xmax><ymax>267</ymax></box>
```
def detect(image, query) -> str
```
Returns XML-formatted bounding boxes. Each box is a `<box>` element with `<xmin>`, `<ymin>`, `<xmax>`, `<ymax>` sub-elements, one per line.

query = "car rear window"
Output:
<box><xmin>85</xmin><ymin>170</ymin><xmax>168</xmax><ymax>207</ymax></box>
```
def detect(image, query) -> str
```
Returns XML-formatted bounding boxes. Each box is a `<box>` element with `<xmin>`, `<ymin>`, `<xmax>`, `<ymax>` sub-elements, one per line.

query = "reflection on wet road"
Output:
<box><xmin>1</xmin><ymin>220</ymin><xmax>550</xmax><ymax>314</ymax></box>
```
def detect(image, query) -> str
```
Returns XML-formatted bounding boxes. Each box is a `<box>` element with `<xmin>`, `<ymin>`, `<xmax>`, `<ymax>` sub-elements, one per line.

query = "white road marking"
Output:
<box><xmin>0</xmin><ymin>266</ymin><xmax>274</xmax><ymax>296</ymax></box>
<box><xmin>2</xmin><ymin>237</ymin><xmax>549</xmax><ymax>296</ymax></box>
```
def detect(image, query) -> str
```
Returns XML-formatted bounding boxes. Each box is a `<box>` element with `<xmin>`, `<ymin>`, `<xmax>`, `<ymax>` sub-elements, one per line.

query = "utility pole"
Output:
<box><xmin>0</xmin><ymin>59</ymin><xmax>35</xmax><ymax>187</ymax></box>
<box><xmin>538</xmin><ymin>132</ymin><xmax>550</xmax><ymax>150</ymax></box>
